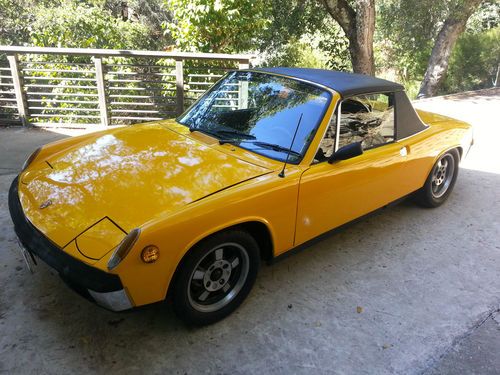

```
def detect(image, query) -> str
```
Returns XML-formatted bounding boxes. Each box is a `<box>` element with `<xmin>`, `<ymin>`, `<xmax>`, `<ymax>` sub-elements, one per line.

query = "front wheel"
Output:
<box><xmin>172</xmin><ymin>230</ymin><xmax>260</xmax><ymax>325</ymax></box>
<box><xmin>414</xmin><ymin>149</ymin><xmax>460</xmax><ymax>208</ymax></box>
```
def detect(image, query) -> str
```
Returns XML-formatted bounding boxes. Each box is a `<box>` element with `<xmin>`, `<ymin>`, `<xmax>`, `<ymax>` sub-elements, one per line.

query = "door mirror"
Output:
<box><xmin>328</xmin><ymin>142</ymin><xmax>363</xmax><ymax>163</ymax></box>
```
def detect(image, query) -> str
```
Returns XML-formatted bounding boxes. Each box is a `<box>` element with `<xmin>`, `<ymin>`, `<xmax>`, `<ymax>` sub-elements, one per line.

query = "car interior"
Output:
<box><xmin>314</xmin><ymin>94</ymin><xmax>395</xmax><ymax>163</ymax></box>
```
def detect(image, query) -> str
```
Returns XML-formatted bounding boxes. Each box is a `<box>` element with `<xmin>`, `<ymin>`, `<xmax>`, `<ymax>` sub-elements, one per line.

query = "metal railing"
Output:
<box><xmin>0</xmin><ymin>46</ymin><xmax>252</xmax><ymax>128</ymax></box>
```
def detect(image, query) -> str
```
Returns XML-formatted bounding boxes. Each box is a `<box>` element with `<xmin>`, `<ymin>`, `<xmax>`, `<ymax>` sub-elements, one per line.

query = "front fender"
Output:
<box><xmin>102</xmin><ymin>169</ymin><xmax>300</xmax><ymax>307</ymax></box>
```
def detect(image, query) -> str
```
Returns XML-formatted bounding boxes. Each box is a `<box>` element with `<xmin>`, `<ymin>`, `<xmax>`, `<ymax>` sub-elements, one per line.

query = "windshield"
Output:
<box><xmin>178</xmin><ymin>71</ymin><xmax>331</xmax><ymax>163</ymax></box>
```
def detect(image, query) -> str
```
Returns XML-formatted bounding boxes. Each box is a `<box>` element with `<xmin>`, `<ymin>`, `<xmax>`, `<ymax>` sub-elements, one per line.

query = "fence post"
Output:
<box><xmin>94</xmin><ymin>57</ymin><xmax>109</xmax><ymax>127</ymax></box>
<box><xmin>7</xmin><ymin>54</ymin><xmax>29</xmax><ymax>126</ymax></box>
<box><xmin>238</xmin><ymin>59</ymin><xmax>250</xmax><ymax>70</ymax></box>
<box><xmin>175</xmin><ymin>59</ymin><xmax>184</xmax><ymax>115</ymax></box>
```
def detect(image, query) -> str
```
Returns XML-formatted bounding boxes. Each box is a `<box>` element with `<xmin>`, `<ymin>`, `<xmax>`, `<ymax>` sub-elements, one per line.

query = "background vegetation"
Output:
<box><xmin>0</xmin><ymin>0</ymin><xmax>498</xmax><ymax>97</ymax></box>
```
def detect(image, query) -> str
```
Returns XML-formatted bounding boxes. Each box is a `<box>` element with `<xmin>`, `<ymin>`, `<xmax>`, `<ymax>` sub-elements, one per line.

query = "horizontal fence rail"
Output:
<box><xmin>0</xmin><ymin>46</ymin><xmax>252</xmax><ymax>128</ymax></box>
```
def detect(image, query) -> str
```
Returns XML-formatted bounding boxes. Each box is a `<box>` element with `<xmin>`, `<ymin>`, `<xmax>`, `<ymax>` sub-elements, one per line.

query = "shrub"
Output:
<box><xmin>442</xmin><ymin>27</ymin><xmax>500</xmax><ymax>94</ymax></box>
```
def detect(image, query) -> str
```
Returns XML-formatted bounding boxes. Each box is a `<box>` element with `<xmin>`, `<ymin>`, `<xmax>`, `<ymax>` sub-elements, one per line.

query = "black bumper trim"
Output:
<box><xmin>8</xmin><ymin>176</ymin><xmax>122</xmax><ymax>293</ymax></box>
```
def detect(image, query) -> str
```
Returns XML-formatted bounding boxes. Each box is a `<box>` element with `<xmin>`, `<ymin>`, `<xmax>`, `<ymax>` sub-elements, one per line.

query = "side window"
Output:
<box><xmin>338</xmin><ymin>93</ymin><xmax>395</xmax><ymax>150</ymax></box>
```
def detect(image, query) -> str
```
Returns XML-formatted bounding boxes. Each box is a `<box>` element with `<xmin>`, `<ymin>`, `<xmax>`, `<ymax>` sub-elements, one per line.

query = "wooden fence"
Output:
<box><xmin>0</xmin><ymin>46</ymin><xmax>252</xmax><ymax>128</ymax></box>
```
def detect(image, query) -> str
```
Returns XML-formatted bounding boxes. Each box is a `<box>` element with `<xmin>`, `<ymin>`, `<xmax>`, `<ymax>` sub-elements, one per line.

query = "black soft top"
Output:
<box><xmin>250</xmin><ymin>67</ymin><xmax>426</xmax><ymax>139</ymax></box>
<box><xmin>252</xmin><ymin>67</ymin><xmax>404</xmax><ymax>97</ymax></box>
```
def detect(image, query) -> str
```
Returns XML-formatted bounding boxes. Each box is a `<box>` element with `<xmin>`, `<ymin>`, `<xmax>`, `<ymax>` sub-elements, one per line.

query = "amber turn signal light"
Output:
<box><xmin>141</xmin><ymin>245</ymin><xmax>159</xmax><ymax>263</ymax></box>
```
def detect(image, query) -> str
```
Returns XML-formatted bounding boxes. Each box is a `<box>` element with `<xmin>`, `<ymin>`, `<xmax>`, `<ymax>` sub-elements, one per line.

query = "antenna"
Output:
<box><xmin>279</xmin><ymin>113</ymin><xmax>303</xmax><ymax>178</ymax></box>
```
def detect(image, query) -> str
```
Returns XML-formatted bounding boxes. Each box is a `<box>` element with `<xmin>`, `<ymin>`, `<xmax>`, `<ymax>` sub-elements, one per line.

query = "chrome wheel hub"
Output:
<box><xmin>203</xmin><ymin>259</ymin><xmax>232</xmax><ymax>292</ymax></box>
<box><xmin>433</xmin><ymin>161</ymin><xmax>447</xmax><ymax>185</ymax></box>
<box><xmin>431</xmin><ymin>154</ymin><xmax>455</xmax><ymax>198</ymax></box>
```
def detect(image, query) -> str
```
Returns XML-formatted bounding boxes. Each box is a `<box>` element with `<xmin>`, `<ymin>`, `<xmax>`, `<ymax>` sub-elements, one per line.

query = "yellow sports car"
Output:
<box><xmin>9</xmin><ymin>68</ymin><xmax>473</xmax><ymax>325</ymax></box>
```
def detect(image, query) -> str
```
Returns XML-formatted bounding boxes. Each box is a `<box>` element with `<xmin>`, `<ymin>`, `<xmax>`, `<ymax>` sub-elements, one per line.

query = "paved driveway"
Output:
<box><xmin>0</xmin><ymin>89</ymin><xmax>498</xmax><ymax>374</ymax></box>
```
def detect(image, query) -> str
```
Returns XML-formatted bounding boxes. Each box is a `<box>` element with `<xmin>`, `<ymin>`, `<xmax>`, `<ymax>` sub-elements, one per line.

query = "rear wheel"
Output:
<box><xmin>414</xmin><ymin>149</ymin><xmax>459</xmax><ymax>208</ymax></box>
<box><xmin>172</xmin><ymin>230</ymin><xmax>260</xmax><ymax>325</ymax></box>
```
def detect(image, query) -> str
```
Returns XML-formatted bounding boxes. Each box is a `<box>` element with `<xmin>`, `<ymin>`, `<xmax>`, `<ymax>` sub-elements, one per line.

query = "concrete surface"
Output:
<box><xmin>425</xmin><ymin>311</ymin><xmax>500</xmax><ymax>375</ymax></box>
<box><xmin>0</xmin><ymin>89</ymin><xmax>499</xmax><ymax>374</ymax></box>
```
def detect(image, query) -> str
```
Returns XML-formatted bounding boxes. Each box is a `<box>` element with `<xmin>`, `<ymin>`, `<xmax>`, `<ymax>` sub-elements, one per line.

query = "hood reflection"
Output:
<box><xmin>19</xmin><ymin>123</ymin><xmax>270</xmax><ymax>248</ymax></box>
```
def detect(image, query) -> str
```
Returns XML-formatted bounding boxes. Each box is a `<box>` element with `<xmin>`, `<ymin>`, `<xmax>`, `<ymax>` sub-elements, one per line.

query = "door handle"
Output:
<box><xmin>400</xmin><ymin>146</ymin><xmax>409</xmax><ymax>157</ymax></box>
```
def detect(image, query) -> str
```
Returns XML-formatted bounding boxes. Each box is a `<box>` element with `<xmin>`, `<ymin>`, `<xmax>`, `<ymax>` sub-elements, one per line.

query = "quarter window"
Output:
<box><xmin>338</xmin><ymin>93</ymin><xmax>395</xmax><ymax>150</ymax></box>
<box><xmin>315</xmin><ymin>113</ymin><xmax>337</xmax><ymax>162</ymax></box>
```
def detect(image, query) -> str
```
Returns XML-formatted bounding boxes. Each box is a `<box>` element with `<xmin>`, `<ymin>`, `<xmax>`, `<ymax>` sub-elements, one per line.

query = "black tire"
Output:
<box><xmin>414</xmin><ymin>148</ymin><xmax>460</xmax><ymax>208</ymax></box>
<box><xmin>172</xmin><ymin>230</ymin><xmax>260</xmax><ymax>326</ymax></box>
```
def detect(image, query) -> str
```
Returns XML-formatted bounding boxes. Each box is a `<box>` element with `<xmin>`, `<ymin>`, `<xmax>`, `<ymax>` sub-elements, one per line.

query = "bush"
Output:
<box><xmin>442</xmin><ymin>27</ymin><xmax>500</xmax><ymax>94</ymax></box>
<box><xmin>29</xmin><ymin>1</ymin><xmax>157</xmax><ymax>50</ymax></box>
<box><xmin>259</xmin><ymin>38</ymin><xmax>329</xmax><ymax>69</ymax></box>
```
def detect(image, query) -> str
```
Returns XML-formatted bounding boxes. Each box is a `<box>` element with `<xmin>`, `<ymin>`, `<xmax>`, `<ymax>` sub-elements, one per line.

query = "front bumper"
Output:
<box><xmin>8</xmin><ymin>176</ymin><xmax>133</xmax><ymax>311</ymax></box>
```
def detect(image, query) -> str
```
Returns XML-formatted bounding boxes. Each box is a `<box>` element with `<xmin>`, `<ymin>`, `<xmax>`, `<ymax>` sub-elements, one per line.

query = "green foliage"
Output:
<box><xmin>29</xmin><ymin>1</ymin><xmax>157</xmax><ymax>50</ymax></box>
<box><xmin>0</xmin><ymin>0</ymin><xmax>169</xmax><ymax>49</ymax></box>
<box><xmin>164</xmin><ymin>0</ymin><xmax>269</xmax><ymax>52</ymax></box>
<box><xmin>256</xmin><ymin>0</ymin><xmax>326</xmax><ymax>51</ymax></box>
<box><xmin>260</xmin><ymin>38</ymin><xmax>329</xmax><ymax>69</ymax></box>
<box><xmin>466</xmin><ymin>0</ymin><xmax>500</xmax><ymax>32</ymax></box>
<box><xmin>1</xmin><ymin>0</ymin><xmax>497</xmax><ymax>97</ymax></box>
<box><xmin>0</xmin><ymin>0</ymin><xmax>36</xmax><ymax>45</ymax></box>
<box><xmin>376</xmin><ymin>0</ymin><xmax>448</xmax><ymax>80</ymax></box>
<box><xmin>259</xmin><ymin>17</ymin><xmax>351</xmax><ymax>71</ymax></box>
<box><xmin>376</xmin><ymin>0</ymin><xmax>499</xmax><ymax>94</ymax></box>
<box><xmin>442</xmin><ymin>27</ymin><xmax>500</xmax><ymax>94</ymax></box>
<box><xmin>317</xmin><ymin>22</ymin><xmax>351</xmax><ymax>71</ymax></box>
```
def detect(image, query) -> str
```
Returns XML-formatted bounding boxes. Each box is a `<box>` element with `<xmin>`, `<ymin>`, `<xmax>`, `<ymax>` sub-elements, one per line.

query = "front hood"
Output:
<box><xmin>19</xmin><ymin>123</ymin><xmax>270</xmax><ymax>260</ymax></box>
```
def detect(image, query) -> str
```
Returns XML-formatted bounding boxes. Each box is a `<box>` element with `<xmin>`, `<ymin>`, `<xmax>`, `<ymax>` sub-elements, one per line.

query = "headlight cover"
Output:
<box><xmin>107</xmin><ymin>228</ymin><xmax>141</xmax><ymax>270</ymax></box>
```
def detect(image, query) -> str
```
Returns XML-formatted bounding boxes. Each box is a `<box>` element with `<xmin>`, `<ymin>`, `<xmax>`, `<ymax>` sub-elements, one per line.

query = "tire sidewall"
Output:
<box><xmin>172</xmin><ymin>230</ymin><xmax>260</xmax><ymax>326</ymax></box>
<box><xmin>421</xmin><ymin>149</ymin><xmax>460</xmax><ymax>207</ymax></box>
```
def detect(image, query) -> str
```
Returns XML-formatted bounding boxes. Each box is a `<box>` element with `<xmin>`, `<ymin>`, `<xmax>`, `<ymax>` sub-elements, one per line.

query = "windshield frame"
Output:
<box><xmin>176</xmin><ymin>70</ymin><xmax>333</xmax><ymax>165</ymax></box>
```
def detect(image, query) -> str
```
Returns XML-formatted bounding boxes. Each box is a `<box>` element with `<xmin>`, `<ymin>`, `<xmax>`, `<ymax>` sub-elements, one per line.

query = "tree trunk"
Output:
<box><xmin>494</xmin><ymin>64</ymin><xmax>500</xmax><ymax>87</ymax></box>
<box><xmin>322</xmin><ymin>0</ymin><xmax>375</xmax><ymax>75</ymax></box>
<box><xmin>350</xmin><ymin>0</ymin><xmax>375</xmax><ymax>75</ymax></box>
<box><xmin>418</xmin><ymin>0</ymin><xmax>484</xmax><ymax>98</ymax></box>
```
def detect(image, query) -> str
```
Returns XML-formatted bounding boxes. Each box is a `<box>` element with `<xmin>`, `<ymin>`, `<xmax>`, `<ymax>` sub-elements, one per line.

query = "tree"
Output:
<box><xmin>0</xmin><ymin>0</ymin><xmax>170</xmax><ymax>50</ymax></box>
<box><xmin>321</xmin><ymin>0</ymin><xmax>376</xmax><ymax>75</ymax></box>
<box><xmin>418</xmin><ymin>0</ymin><xmax>485</xmax><ymax>98</ymax></box>
<box><xmin>163</xmin><ymin>0</ymin><xmax>269</xmax><ymax>53</ymax></box>
<box><xmin>376</xmin><ymin>0</ymin><xmax>448</xmax><ymax>82</ymax></box>
<box><xmin>252</xmin><ymin>0</ymin><xmax>349</xmax><ymax>70</ymax></box>
<box><xmin>0</xmin><ymin>0</ymin><xmax>37</xmax><ymax>45</ymax></box>
<box><xmin>29</xmin><ymin>1</ymin><xmax>160</xmax><ymax>50</ymax></box>
<box><xmin>442</xmin><ymin>26</ymin><xmax>500</xmax><ymax>93</ymax></box>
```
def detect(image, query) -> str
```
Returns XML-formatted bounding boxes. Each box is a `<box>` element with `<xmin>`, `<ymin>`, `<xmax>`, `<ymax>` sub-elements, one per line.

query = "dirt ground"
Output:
<box><xmin>0</xmin><ymin>88</ymin><xmax>498</xmax><ymax>374</ymax></box>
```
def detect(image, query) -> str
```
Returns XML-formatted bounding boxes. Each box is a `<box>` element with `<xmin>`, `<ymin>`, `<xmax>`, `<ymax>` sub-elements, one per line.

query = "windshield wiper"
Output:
<box><xmin>220</xmin><ymin>139</ymin><xmax>301</xmax><ymax>157</ymax></box>
<box><xmin>216</xmin><ymin>129</ymin><xmax>256</xmax><ymax>140</ymax></box>
<box><xmin>250</xmin><ymin>141</ymin><xmax>302</xmax><ymax>156</ymax></box>
<box><xmin>190</xmin><ymin>126</ymin><xmax>255</xmax><ymax>141</ymax></box>
<box><xmin>189</xmin><ymin>126</ymin><xmax>221</xmax><ymax>138</ymax></box>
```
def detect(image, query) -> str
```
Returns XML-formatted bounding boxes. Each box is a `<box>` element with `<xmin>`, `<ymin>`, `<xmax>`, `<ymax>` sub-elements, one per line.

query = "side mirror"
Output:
<box><xmin>328</xmin><ymin>142</ymin><xmax>363</xmax><ymax>163</ymax></box>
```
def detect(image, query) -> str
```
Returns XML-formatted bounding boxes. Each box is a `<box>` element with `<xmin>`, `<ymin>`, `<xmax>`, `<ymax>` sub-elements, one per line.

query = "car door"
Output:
<box><xmin>294</xmin><ymin>92</ymin><xmax>413</xmax><ymax>246</ymax></box>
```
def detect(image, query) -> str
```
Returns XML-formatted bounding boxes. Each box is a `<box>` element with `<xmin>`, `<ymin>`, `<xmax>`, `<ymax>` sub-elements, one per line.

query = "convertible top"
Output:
<box><xmin>249</xmin><ymin>67</ymin><xmax>426</xmax><ymax>139</ymax></box>
<box><xmin>251</xmin><ymin>67</ymin><xmax>404</xmax><ymax>98</ymax></box>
